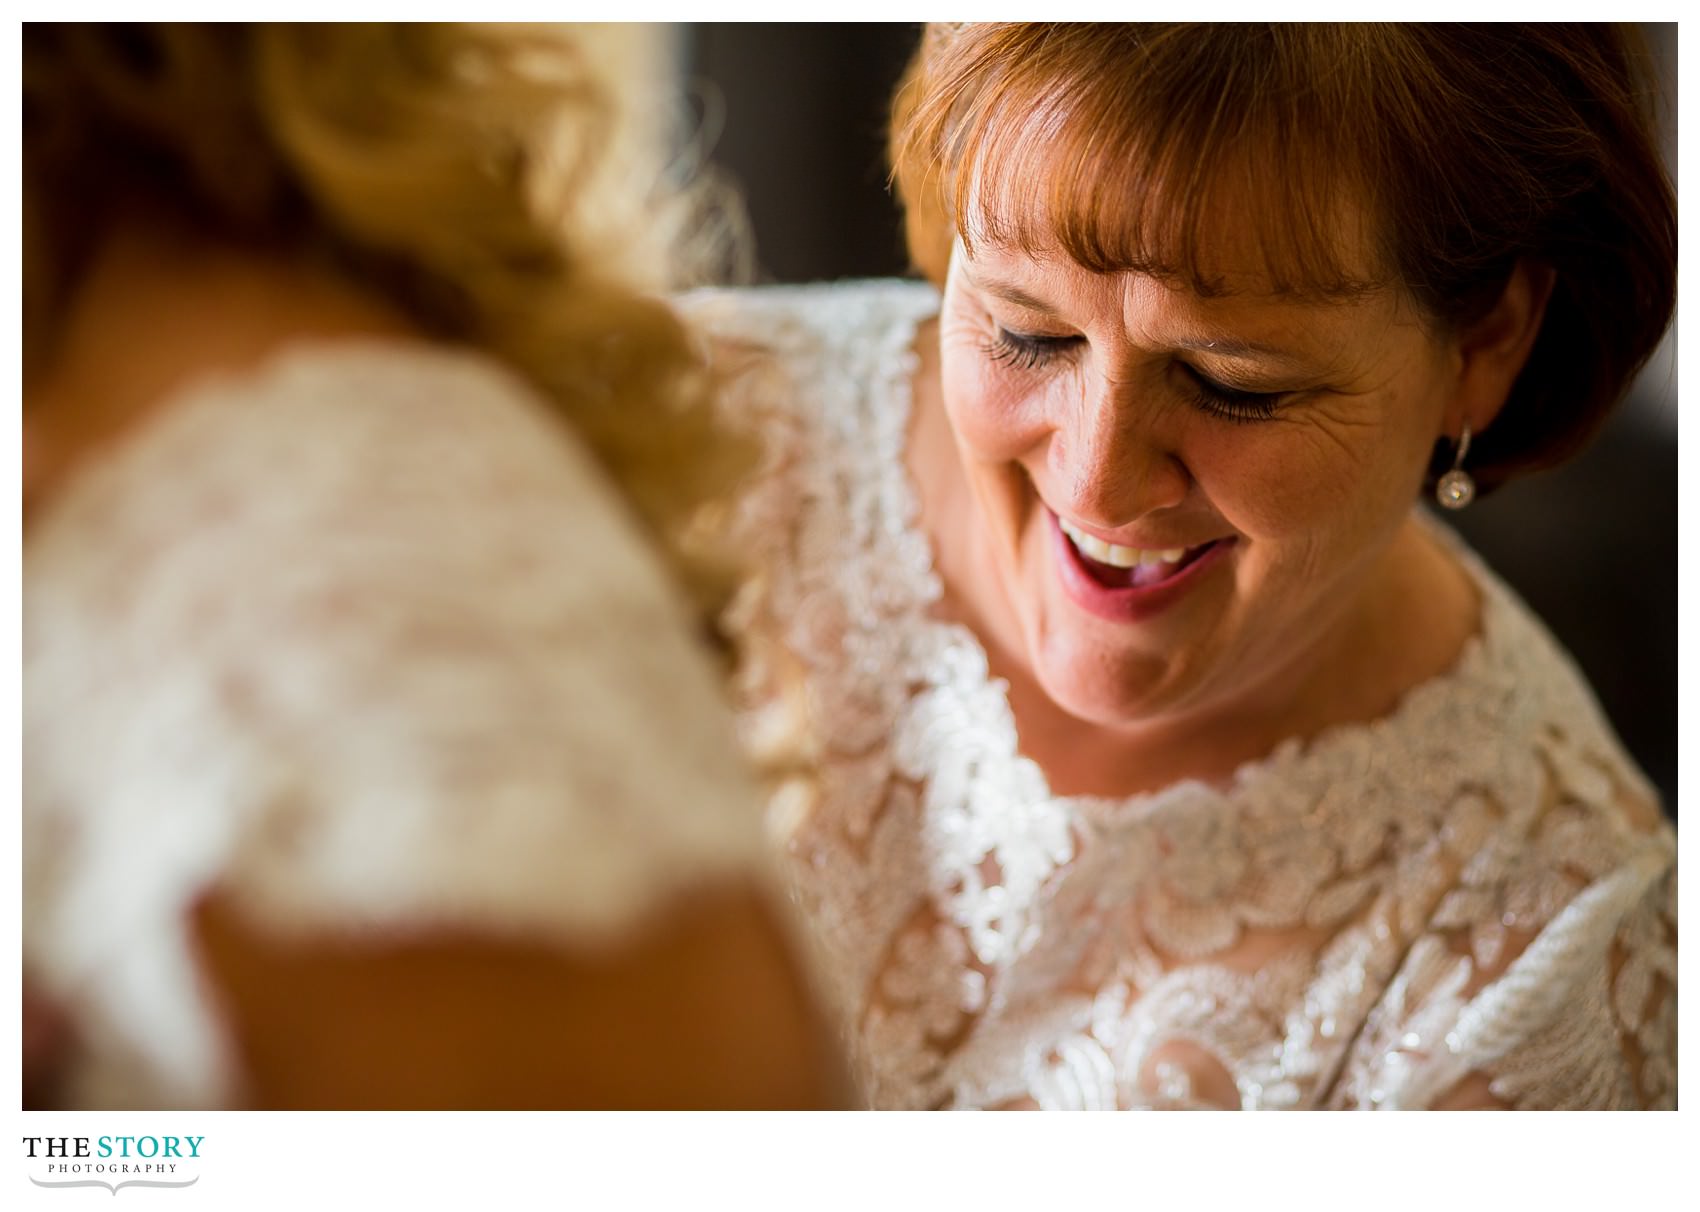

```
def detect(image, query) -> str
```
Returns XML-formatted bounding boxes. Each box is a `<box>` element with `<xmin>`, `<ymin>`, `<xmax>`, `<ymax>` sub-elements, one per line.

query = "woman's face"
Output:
<box><xmin>935</xmin><ymin>232</ymin><xmax>1465</xmax><ymax>732</ymax></box>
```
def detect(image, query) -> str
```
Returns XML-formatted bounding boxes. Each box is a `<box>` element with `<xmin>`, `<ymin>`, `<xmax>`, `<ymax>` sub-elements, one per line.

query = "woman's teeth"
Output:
<box><xmin>1058</xmin><ymin>517</ymin><xmax>1187</xmax><ymax>570</ymax></box>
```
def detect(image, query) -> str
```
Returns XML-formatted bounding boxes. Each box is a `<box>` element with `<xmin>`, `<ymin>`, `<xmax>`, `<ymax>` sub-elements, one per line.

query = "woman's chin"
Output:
<box><xmin>1027</xmin><ymin>633</ymin><xmax>1188</xmax><ymax>731</ymax></box>
<box><xmin>1014</xmin><ymin>558</ymin><xmax>1222</xmax><ymax>731</ymax></box>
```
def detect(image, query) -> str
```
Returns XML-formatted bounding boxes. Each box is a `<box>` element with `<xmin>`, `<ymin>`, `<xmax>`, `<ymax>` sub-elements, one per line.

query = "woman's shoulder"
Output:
<box><xmin>34</xmin><ymin>336</ymin><xmax>623</xmax><ymax>523</ymax></box>
<box><xmin>26</xmin><ymin>336</ymin><xmax>768</xmax><ymax>955</ymax></box>
<box><xmin>677</xmin><ymin>284</ymin><xmax>946</xmax><ymax>777</ymax></box>
<box><xmin>1389</xmin><ymin>520</ymin><xmax>1671</xmax><ymax>911</ymax></box>
<box><xmin>677</xmin><ymin>277</ymin><xmax>938</xmax><ymax>486</ymax></box>
<box><xmin>26</xmin><ymin>339</ymin><xmax>657</xmax><ymax>630</ymax></box>
<box><xmin>1435</xmin><ymin>519</ymin><xmax>1663</xmax><ymax>825</ymax></box>
<box><xmin>1317</xmin><ymin>522</ymin><xmax>1677</xmax><ymax>1107</ymax></box>
<box><xmin>679</xmin><ymin>278</ymin><xmax>939</xmax><ymax>572</ymax></box>
<box><xmin>679</xmin><ymin>278</ymin><xmax>938</xmax><ymax>421</ymax></box>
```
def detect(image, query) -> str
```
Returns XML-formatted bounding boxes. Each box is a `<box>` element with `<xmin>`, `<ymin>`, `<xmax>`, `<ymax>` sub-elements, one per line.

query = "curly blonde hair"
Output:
<box><xmin>24</xmin><ymin>22</ymin><xmax>752</xmax><ymax>613</ymax></box>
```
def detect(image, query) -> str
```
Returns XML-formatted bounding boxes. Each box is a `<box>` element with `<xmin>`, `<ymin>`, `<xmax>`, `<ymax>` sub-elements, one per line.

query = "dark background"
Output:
<box><xmin>683</xmin><ymin>23</ymin><xmax>1678</xmax><ymax>816</ymax></box>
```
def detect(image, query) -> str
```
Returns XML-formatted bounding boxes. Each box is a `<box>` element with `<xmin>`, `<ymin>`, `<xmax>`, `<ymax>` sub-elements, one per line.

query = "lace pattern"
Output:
<box><xmin>683</xmin><ymin>280</ymin><xmax>1677</xmax><ymax>1110</ymax></box>
<box><xmin>25</xmin><ymin>341</ymin><xmax>768</xmax><ymax>1107</ymax></box>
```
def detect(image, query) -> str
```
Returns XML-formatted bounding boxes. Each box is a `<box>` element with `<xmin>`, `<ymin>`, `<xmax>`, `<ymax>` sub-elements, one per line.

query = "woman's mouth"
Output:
<box><xmin>1050</xmin><ymin>512</ymin><xmax>1232</xmax><ymax>620</ymax></box>
<box><xmin>1056</xmin><ymin>516</ymin><xmax>1214</xmax><ymax>588</ymax></box>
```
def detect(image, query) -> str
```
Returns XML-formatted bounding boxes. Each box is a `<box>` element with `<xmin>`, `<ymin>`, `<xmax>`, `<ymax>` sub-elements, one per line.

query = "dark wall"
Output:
<box><xmin>685</xmin><ymin>23</ymin><xmax>915</xmax><ymax>283</ymax></box>
<box><xmin>684</xmin><ymin>23</ymin><xmax>1677</xmax><ymax>815</ymax></box>
<box><xmin>1442</xmin><ymin>406</ymin><xmax>1676</xmax><ymax>811</ymax></box>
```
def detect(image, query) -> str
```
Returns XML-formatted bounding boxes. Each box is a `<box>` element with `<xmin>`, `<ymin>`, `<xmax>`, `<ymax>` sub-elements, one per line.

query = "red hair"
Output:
<box><xmin>891</xmin><ymin>23</ymin><xmax>1675</xmax><ymax>490</ymax></box>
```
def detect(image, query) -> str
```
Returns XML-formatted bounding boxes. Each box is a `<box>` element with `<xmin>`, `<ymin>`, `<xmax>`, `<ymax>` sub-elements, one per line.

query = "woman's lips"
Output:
<box><xmin>1049</xmin><ymin>510</ymin><xmax>1234</xmax><ymax>622</ymax></box>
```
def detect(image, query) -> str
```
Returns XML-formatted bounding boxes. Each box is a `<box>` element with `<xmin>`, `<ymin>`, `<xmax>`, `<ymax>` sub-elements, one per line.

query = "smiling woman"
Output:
<box><xmin>681</xmin><ymin>22</ymin><xmax>1677</xmax><ymax>1110</ymax></box>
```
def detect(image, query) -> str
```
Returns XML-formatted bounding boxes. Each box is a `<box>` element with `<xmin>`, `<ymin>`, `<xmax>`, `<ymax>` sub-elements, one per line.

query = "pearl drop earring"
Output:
<box><xmin>1435</xmin><ymin>423</ymin><xmax>1476</xmax><ymax>510</ymax></box>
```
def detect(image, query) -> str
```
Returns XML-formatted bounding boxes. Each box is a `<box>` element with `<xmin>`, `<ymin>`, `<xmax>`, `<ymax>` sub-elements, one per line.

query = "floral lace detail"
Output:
<box><xmin>682</xmin><ymin>280</ymin><xmax>1677</xmax><ymax>1110</ymax></box>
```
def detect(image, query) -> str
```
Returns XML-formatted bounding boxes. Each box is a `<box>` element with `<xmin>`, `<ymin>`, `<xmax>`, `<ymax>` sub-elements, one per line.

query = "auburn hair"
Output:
<box><xmin>890</xmin><ymin>23</ymin><xmax>1676</xmax><ymax>491</ymax></box>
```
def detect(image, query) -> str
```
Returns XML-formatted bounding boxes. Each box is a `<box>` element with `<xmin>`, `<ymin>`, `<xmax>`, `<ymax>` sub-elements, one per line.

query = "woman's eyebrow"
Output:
<box><xmin>1170</xmin><ymin>335</ymin><xmax>1350</xmax><ymax>377</ymax></box>
<box><xmin>1170</xmin><ymin>336</ymin><xmax>1294</xmax><ymax>360</ymax></box>
<box><xmin>961</xmin><ymin>270</ymin><xmax>1060</xmax><ymax>315</ymax></box>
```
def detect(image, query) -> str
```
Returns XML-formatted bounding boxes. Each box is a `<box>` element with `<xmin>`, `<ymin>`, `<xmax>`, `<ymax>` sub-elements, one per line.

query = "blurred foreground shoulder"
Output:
<box><xmin>26</xmin><ymin>339</ymin><xmax>796</xmax><ymax>1103</ymax></box>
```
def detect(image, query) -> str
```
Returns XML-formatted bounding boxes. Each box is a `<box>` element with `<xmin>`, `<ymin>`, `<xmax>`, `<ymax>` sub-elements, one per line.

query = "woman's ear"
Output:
<box><xmin>1447</xmin><ymin>259</ymin><xmax>1557</xmax><ymax>436</ymax></box>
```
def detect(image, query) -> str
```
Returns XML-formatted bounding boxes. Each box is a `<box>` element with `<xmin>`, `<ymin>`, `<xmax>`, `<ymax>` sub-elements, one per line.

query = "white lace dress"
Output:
<box><xmin>683</xmin><ymin>280</ymin><xmax>1677</xmax><ymax>1111</ymax></box>
<box><xmin>24</xmin><ymin>341</ymin><xmax>769</xmax><ymax>1108</ymax></box>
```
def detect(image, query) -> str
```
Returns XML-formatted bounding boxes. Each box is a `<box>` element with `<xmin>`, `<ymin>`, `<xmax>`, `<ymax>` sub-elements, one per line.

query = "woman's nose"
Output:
<box><xmin>1047</xmin><ymin>377</ymin><xmax>1189</xmax><ymax>527</ymax></box>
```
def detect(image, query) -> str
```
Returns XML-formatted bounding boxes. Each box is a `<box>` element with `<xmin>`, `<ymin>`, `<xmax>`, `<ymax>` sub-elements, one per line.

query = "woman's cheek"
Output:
<box><xmin>941</xmin><ymin>358</ymin><xmax>1052</xmax><ymax>466</ymax></box>
<box><xmin>1187</xmin><ymin>414</ymin><xmax>1402</xmax><ymax>544</ymax></box>
<box><xmin>1183</xmin><ymin>423</ymin><xmax>1337</xmax><ymax>540</ymax></box>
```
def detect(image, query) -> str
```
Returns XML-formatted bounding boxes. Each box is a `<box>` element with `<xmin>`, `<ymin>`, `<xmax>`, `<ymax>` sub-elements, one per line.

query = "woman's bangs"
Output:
<box><xmin>950</xmin><ymin>75</ymin><xmax>1385</xmax><ymax>299</ymax></box>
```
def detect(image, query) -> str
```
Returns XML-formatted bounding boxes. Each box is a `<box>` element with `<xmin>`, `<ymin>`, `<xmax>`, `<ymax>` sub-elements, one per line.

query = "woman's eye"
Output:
<box><xmin>983</xmin><ymin>328</ymin><xmax>1080</xmax><ymax>372</ymax></box>
<box><xmin>1178</xmin><ymin>363</ymin><xmax>1285</xmax><ymax>423</ymax></box>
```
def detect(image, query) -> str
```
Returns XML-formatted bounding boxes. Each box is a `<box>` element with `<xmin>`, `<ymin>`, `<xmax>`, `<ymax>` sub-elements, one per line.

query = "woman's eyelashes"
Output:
<box><xmin>1176</xmin><ymin>363</ymin><xmax>1286</xmax><ymax>423</ymax></box>
<box><xmin>982</xmin><ymin>326</ymin><xmax>1288</xmax><ymax>423</ymax></box>
<box><xmin>982</xmin><ymin>327</ymin><xmax>1081</xmax><ymax>372</ymax></box>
